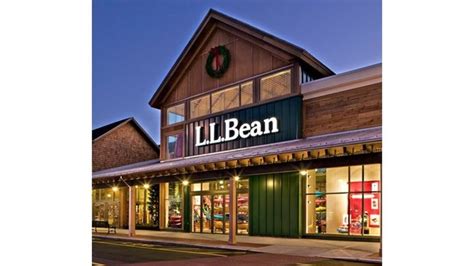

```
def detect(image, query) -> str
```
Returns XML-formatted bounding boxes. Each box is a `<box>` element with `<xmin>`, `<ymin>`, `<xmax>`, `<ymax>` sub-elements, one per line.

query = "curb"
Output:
<box><xmin>93</xmin><ymin>234</ymin><xmax>258</xmax><ymax>253</ymax></box>
<box><xmin>93</xmin><ymin>234</ymin><xmax>382</xmax><ymax>264</ymax></box>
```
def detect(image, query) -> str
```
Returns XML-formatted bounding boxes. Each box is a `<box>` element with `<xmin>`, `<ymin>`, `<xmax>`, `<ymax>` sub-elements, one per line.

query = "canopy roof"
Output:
<box><xmin>92</xmin><ymin>126</ymin><xmax>381</xmax><ymax>185</ymax></box>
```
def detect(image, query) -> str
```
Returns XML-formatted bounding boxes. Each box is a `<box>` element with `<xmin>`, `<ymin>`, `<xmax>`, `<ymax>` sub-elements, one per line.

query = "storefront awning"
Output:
<box><xmin>93</xmin><ymin>126</ymin><xmax>381</xmax><ymax>184</ymax></box>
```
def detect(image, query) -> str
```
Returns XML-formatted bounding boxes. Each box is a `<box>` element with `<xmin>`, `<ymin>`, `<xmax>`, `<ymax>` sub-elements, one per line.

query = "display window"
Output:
<box><xmin>190</xmin><ymin>178</ymin><xmax>249</xmax><ymax>234</ymax></box>
<box><xmin>304</xmin><ymin>164</ymin><xmax>381</xmax><ymax>237</ymax></box>
<box><xmin>92</xmin><ymin>188</ymin><xmax>121</xmax><ymax>227</ymax></box>
<box><xmin>165</xmin><ymin>182</ymin><xmax>183</xmax><ymax>229</ymax></box>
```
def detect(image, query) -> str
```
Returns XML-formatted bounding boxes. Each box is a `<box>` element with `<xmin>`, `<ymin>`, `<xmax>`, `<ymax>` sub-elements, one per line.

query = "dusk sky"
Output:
<box><xmin>93</xmin><ymin>0</ymin><xmax>381</xmax><ymax>144</ymax></box>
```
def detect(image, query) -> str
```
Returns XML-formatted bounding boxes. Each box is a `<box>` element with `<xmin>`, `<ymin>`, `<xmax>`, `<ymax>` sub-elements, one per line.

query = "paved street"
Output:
<box><xmin>92</xmin><ymin>238</ymin><xmax>381</xmax><ymax>265</ymax></box>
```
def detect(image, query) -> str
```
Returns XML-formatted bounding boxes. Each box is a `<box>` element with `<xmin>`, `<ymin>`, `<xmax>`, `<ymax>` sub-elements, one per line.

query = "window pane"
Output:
<box><xmin>213</xmin><ymin>195</ymin><xmax>225</xmax><ymax>233</ymax></box>
<box><xmin>167</xmin><ymin>103</ymin><xmax>185</xmax><ymax>125</ymax></box>
<box><xmin>237</xmin><ymin>179</ymin><xmax>249</xmax><ymax>190</ymax></box>
<box><xmin>167</xmin><ymin>182</ymin><xmax>183</xmax><ymax>229</ymax></box>
<box><xmin>211</xmin><ymin>86</ymin><xmax>239</xmax><ymax>113</ymax></box>
<box><xmin>364</xmin><ymin>164</ymin><xmax>381</xmax><ymax>192</ymax></box>
<box><xmin>192</xmin><ymin>195</ymin><xmax>201</xmax><ymax>232</ymax></box>
<box><xmin>166</xmin><ymin>132</ymin><xmax>183</xmax><ymax>159</ymax></box>
<box><xmin>326</xmin><ymin>167</ymin><xmax>348</xmax><ymax>193</ymax></box>
<box><xmin>350</xmin><ymin>165</ymin><xmax>363</xmax><ymax>192</ymax></box>
<box><xmin>349</xmin><ymin>192</ymin><xmax>363</xmax><ymax>235</ymax></box>
<box><xmin>190</xmin><ymin>95</ymin><xmax>210</xmax><ymax>119</ymax></box>
<box><xmin>365</xmin><ymin>192</ymin><xmax>381</xmax><ymax>236</ymax></box>
<box><xmin>237</xmin><ymin>193</ymin><xmax>249</xmax><ymax>234</ymax></box>
<box><xmin>191</xmin><ymin>183</ymin><xmax>201</xmax><ymax>192</ymax></box>
<box><xmin>326</xmin><ymin>194</ymin><xmax>348</xmax><ymax>235</ymax></box>
<box><xmin>260</xmin><ymin>69</ymin><xmax>291</xmax><ymax>101</ymax></box>
<box><xmin>306</xmin><ymin>194</ymin><xmax>327</xmax><ymax>234</ymax></box>
<box><xmin>240</xmin><ymin>81</ymin><xmax>253</xmax><ymax>106</ymax></box>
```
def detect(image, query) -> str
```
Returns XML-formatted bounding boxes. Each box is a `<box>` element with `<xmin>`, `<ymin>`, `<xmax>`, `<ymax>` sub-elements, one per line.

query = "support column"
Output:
<box><xmin>228</xmin><ymin>176</ymin><xmax>237</xmax><ymax>245</ymax></box>
<box><xmin>159</xmin><ymin>183</ymin><xmax>168</xmax><ymax>229</ymax></box>
<box><xmin>128</xmin><ymin>186</ymin><xmax>136</xmax><ymax>237</ymax></box>
<box><xmin>119</xmin><ymin>187</ymin><xmax>127</xmax><ymax>228</ymax></box>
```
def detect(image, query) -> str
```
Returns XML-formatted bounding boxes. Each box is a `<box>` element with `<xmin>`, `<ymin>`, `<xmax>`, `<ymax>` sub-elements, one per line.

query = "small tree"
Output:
<box><xmin>147</xmin><ymin>184</ymin><xmax>160</xmax><ymax>227</ymax></box>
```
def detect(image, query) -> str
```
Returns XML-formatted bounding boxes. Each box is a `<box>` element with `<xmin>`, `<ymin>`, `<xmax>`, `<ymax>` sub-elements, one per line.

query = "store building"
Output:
<box><xmin>92</xmin><ymin>117</ymin><xmax>160</xmax><ymax>228</ymax></box>
<box><xmin>92</xmin><ymin>9</ymin><xmax>382</xmax><ymax>242</ymax></box>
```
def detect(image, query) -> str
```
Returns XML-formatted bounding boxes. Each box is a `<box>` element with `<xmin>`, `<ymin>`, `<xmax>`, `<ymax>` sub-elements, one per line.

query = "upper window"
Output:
<box><xmin>240</xmin><ymin>81</ymin><xmax>253</xmax><ymax>106</ymax></box>
<box><xmin>190</xmin><ymin>95</ymin><xmax>210</xmax><ymax>119</ymax></box>
<box><xmin>166</xmin><ymin>132</ymin><xmax>184</xmax><ymax>159</ymax></box>
<box><xmin>260</xmin><ymin>69</ymin><xmax>291</xmax><ymax>101</ymax></box>
<box><xmin>167</xmin><ymin>103</ymin><xmax>185</xmax><ymax>125</ymax></box>
<box><xmin>211</xmin><ymin>86</ymin><xmax>239</xmax><ymax>113</ymax></box>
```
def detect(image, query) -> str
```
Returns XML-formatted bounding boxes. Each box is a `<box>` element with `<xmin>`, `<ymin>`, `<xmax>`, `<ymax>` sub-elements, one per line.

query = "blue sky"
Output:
<box><xmin>93</xmin><ymin>0</ymin><xmax>381</xmax><ymax>144</ymax></box>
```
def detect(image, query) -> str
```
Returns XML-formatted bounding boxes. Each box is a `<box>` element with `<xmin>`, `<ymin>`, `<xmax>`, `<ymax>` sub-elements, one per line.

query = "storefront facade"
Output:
<box><xmin>92</xmin><ymin>9</ymin><xmax>382</xmax><ymax>242</ymax></box>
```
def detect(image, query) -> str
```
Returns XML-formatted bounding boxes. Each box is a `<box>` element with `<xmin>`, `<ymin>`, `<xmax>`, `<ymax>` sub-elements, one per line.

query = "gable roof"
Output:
<box><xmin>149</xmin><ymin>9</ymin><xmax>334</xmax><ymax>109</ymax></box>
<box><xmin>92</xmin><ymin>117</ymin><xmax>160</xmax><ymax>154</ymax></box>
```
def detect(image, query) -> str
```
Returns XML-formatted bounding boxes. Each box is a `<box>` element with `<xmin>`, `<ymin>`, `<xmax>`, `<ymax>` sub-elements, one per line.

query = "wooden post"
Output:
<box><xmin>228</xmin><ymin>176</ymin><xmax>237</xmax><ymax>245</ymax></box>
<box><xmin>128</xmin><ymin>186</ymin><xmax>136</xmax><ymax>237</ymax></box>
<box><xmin>159</xmin><ymin>183</ymin><xmax>168</xmax><ymax>229</ymax></box>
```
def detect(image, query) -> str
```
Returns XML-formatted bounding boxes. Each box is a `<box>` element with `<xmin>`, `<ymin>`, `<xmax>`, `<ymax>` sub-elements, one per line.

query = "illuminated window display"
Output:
<box><xmin>190</xmin><ymin>179</ymin><xmax>249</xmax><ymax>234</ymax></box>
<box><xmin>135</xmin><ymin>186</ymin><xmax>152</xmax><ymax>226</ymax></box>
<box><xmin>165</xmin><ymin>182</ymin><xmax>183</xmax><ymax>229</ymax></box>
<box><xmin>305</xmin><ymin>164</ymin><xmax>381</xmax><ymax>236</ymax></box>
<box><xmin>92</xmin><ymin>188</ymin><xmax>120</xmax><ymax>226</ymax></box>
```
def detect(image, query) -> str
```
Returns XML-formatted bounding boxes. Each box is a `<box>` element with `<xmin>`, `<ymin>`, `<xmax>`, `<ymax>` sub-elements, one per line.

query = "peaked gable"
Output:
<box><xmin>149</xmin><ymin>9</ymin><xmax>334</xmax><ymax>109</ymax></box>
<box><xmin>92</xmin><ymin>117</ymin><xmax>159</xmax><ymax>154</ymax></box>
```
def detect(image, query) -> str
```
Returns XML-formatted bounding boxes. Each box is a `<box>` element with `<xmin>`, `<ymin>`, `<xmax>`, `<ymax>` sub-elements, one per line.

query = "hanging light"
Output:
<box><xmin>182</xmin><ymin>180</ymin><xmax>189</xmax><ymax>186</ymax></box>
<box><xmin>143</xmin><ymin>184</ymin><xmax>150</xmax><ymax>189</ymax></box>
<box><xmin>300</xmin><ymin>170</ymin><xmax>308</xmax><ymax>176</ymax></box>
<box><xmin>234</xmin><ymin>176</ymin><xmax>240</xmax><ymax>181</ymax></box>
<box><xmin>112</xmin><ymin>186</ymin><xmax>118</xmax><ymax>192</ymax></box>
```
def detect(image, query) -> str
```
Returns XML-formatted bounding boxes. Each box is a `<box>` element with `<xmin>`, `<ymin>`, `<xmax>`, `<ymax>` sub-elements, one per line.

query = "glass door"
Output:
<box><xmin>212</xmin><ymin>194</ymin><xmax>225</xmax><ymax>233</ymax></box>
<box><xmin>192</xmin><ymin>195</ymin><xmax>201</xmax><ymax>233</ymax></box>
<box><xmin>202</xmin><ymin>195</ymin><xmax>212</xmax><ymax>233</ymax></box>
<box><xmin>224</xmin><ymin>194</ymin><xmax>230</xmax><ymax>234</ymax></box>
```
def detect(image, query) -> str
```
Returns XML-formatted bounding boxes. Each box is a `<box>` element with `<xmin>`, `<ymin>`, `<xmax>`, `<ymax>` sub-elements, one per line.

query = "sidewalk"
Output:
<box><xmin>93</xmin><ymin>229</ymin><xmax>381</xmax><ymax>263</ymax></box>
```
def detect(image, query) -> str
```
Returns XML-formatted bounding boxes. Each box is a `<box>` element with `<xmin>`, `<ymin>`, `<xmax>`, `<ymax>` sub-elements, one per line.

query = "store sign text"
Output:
<box><xmin>195</xmin><ymin>117</ymin><xmax>279</xmax><ymax>147</ymax></box>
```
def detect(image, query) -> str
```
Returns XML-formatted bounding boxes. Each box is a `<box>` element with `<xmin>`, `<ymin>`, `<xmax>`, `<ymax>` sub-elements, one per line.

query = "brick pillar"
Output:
<box><xmin>128</xmin><ymin>186</ymin><xmax>136</xmax><ymax>237</ymax></box>
<box><xmin>228</xmin><ymin>176</ymin><xmax>237</xmax><ymax>245</ymax></box>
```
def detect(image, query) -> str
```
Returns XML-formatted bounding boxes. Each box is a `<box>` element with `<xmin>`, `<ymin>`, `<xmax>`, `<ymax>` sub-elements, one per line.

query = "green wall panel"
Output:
<box><xmin>249</xmin><ymin>172</ymin><xmax>301</xmax><ymax>237</ymax></box>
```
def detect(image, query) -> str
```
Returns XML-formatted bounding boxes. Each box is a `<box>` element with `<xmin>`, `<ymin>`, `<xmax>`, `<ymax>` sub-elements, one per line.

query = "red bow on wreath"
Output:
<box><xmin>210</xmin><ymin>47</ymin><xmax>221</xmax><ymax>71</ymax></box>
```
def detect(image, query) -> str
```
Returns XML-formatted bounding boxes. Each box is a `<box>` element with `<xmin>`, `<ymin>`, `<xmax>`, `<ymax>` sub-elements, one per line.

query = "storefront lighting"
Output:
<box><xmin>234</xmin><ymin>176</ymin><xmax>240</xmax><ymax>181</ymax></box>
<box><xmin>219</xmin><ymin>180</ymin><xmax>224</xmax><ymax>184</ymax></box>
<box><xmin>300</xmin><ymin>170</ymin><xmax>308</xmax><ymax>176</ymax></box>
<box><xmin>143</xmin><ymin>184</ymin><xmax>150</xmax><ymax>189</ymax></box>
<box><xmin>135</xmin><ymin>185</ymin><xmax>138</xmax><ymax>188</ymax></box>
<box><xmin>107</xmin><ymin>193</ymin><xmax>111</xmax><ymax>198</ymax></box>
<box><xmin>112</xmin><ymin>186</ymin><xmax>118</xmax><ymax>192</ymax></box>
<box><xmin>182</xmin><ymin>180</ymin><xmax>189</xmax><ymax>186</ymax></box>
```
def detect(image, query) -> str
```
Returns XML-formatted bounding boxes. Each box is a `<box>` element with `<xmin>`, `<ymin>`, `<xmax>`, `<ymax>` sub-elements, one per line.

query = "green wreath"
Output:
<box><xmin>206</xmin><ymin>45</ymin><xmax>231</xmax><ymax>78</ymax></box>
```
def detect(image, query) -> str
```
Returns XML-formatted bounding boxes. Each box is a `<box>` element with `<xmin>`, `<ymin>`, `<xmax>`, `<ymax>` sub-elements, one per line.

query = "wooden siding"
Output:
<box><xmin>161</xmin><ymin>27</ymin><xmax>292</xmax><ymax>108</ymax></box>
<box><xmin>303</xmin><ymin>83</ymin><xmax>382</xmax><ymax>137</ymax></box>
<box><xmin>93</xmin><ymin>123</ymin><xmax>160</xmax><ymax>172</ymax></box>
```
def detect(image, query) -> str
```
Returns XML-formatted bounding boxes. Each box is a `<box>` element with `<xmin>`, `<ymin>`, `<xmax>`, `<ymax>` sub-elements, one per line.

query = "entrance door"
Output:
<box><xmin>192</xmin><ymin>195</ymin><xmax>201</xmax><ymax>233</ymax></box>
<box><xmin>213</xmin><ymin>194</ymin><xmax>225</xmax><ymax>233</ymax></box>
